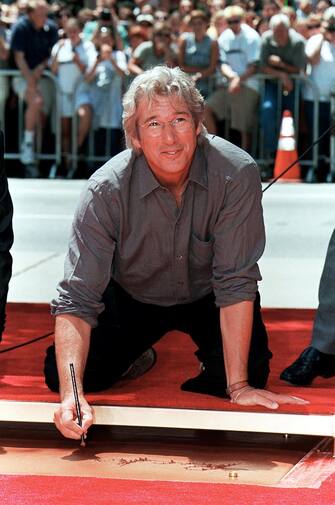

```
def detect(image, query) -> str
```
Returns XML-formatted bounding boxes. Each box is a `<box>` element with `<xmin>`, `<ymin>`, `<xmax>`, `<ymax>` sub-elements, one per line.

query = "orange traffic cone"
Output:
<box><xmin>273</xmin><ymin>110</ymin><xmax>301</xmax><ymax>181</ymax></box>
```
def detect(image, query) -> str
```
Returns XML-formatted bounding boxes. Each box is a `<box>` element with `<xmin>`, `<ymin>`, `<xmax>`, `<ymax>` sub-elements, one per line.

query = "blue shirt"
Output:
<box><xmin>10</xmin><ymin>15</ymin><xmax>58</xmax><ymax>70</ymax></box>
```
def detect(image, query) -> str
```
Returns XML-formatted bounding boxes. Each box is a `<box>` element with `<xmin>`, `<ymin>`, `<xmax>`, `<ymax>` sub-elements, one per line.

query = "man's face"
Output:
<box><xmin>273</xmin><ymin>23</ymin><xmax>289</xmax><ymax>46</ymax></box>
<box><xmin>133</xmin><ymin>95</ymin><xmax>201</xmax><ymax>185</ymax></box>
<box><xmin>226</xmin><ymin>17</ymin><xmax>242</xmax><ymax>34</ymax></box>
<box><xmin>30</xmin><ymin>5</ymin><xmax>48</xmax><ymax>29</ymax></box>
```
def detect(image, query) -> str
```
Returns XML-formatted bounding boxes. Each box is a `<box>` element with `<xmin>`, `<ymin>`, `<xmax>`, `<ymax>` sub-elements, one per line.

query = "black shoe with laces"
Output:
<box><xmin>121</xmin><ymin>348</ymin><xmax>157</xmax><ymax>380</ymax></box>
<box><xmin>280</xmin><ymin>346</ymin><xmax>335</xmax><ymax>386</ymax></box>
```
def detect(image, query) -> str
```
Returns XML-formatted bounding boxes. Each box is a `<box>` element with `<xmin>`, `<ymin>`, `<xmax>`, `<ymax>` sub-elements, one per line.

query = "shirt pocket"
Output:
<box><xmin>189</xmin><ymin>234</ymin><xmax>214</xmax><ymax>284</ymax></box>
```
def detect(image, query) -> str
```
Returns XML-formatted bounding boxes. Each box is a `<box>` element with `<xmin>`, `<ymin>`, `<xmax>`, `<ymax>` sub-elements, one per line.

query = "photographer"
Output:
<box><xmin>301</xmin><ymin>6</ymin><xmax>335</xmax><ymax>181</ymax></box>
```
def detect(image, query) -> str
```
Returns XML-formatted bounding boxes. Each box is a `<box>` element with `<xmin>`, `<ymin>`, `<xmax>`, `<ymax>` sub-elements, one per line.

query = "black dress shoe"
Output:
<box><xmin>180</xmin><ymin>371</ymin><xmax>228</xmax><ymax>398</ymax></box>
<box><xmin>280</xmin><ymin>346</ymin><xmax>335</xmax><ymax>386</ymax></box>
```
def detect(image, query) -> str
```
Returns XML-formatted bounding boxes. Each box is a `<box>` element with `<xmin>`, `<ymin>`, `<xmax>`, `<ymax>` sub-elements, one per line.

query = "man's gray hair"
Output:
<box><xmin>122</xmin><ymin>66</ymin><xmax>206</xmax><ymax>152</ymax></box>
<box><xmin>269</xmin><ymin>13</ymin><xmax>290</xmax><ymax>30</ymax></box>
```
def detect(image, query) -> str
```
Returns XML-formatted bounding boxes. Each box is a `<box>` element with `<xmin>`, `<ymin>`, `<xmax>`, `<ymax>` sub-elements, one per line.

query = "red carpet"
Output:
<box><xmin>1</xmin><ymin>473</ymin><xmax>335</xmax><ymax>505</ymax></box>
<box><xmin>1</xmin><ymin>303</ymin><xmax>335</xmax><ymax>415</ymax></box>
<box><xmin>2</xmin><ymin>304</ymin><xmax>335</xmax><ymax>505</ymax></box>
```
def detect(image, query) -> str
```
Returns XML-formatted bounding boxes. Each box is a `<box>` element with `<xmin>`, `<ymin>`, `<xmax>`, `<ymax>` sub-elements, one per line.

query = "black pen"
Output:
<box><xmin>69</xmin><ymin>363</ymin><xmax>86</xmax><ymax>447</ymax></box>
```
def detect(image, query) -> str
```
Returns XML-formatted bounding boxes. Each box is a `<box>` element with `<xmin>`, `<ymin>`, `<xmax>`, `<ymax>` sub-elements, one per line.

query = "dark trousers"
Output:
<box><xmin>261</xmin><ymin>81</ymin><xmax>296</xmax><ymax>153</ymax></box>
<box><xmin>44</xmin><ymin>281</ymin><xmax>272</xmax><ymax>396</ymax></box>
<box><xmin>312</xmin><ymin>228</ymin><xmax>335</xmax><ymax>355</ymax></box>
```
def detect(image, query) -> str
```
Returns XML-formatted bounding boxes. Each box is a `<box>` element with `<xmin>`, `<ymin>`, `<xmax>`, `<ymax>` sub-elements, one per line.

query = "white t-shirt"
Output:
<box><xmin>304</xmin><ymin>34</ymin><xmax>335</xmax><ymax>101</ymax></box>
<box><xmin>218</xmin><ymin>23</ymin><xmax>261</xmax><ymax>92</ymax></box>
<box><xmin>51</xmin><ymin>37</ymin><xmax>97</xmax><ymax>94</ymax></box>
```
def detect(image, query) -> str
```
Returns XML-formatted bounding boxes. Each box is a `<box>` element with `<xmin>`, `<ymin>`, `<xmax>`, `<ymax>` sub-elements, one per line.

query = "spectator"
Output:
<box><xmin>296</xmin><ymin>0</ymin><xmax>313</xmax><ymax>19</ymax></box>
<box><xmin>10</xmin><ymin>0</ymin><xmax>58</xmax><ymax>176</ymax></box>
<box><xmin>90</xmin><ymin>8</ymin><xmax>124</xmax><ymax>49</ymax></box>
<box><xmin>302</xmin><ymin>6</ymin><xmax>335</xmax><ymax>181</ymax></box>
<box><xmin>261</xmin><ymin>0</ymin><xmax>281</xmax><ymax>20</ymax></box>
<box><xmin>245</xmin><ymin>9</ymin><xmax>258</xmax><ymax>29</ymax></box>
<box><xmin>86</xmin><ymin>30</ymin><xmax>127</xmax><ymax>158</ymax></box>
<box><xmin>294</xmin><ymin>17</ymin><xmax>310</xmax><ymax>39</ymax></box>
<box><xmin>208</xmin><ymin>9</ymin><xmax>227</xmax><ymax>39</ymax></box>
<box><xmin>255</xmin><ymin>15</ymin><xmax>270</xmax><ymax>35</ymax></box>
<box><xmin>153</xmin><ymin>9</ymin><xmax>169</xmax><ymax>23</ymax></box>
<box><xmin>178</xmin><ymin>10</ymin><xmax>219</xmax><ymax>99</ymax></box>
<box><xmin>125</xmin><ymin>24</ymin><xmax>148</xmax><ymax>58</ymax></box>
<box><xmin>128</xmin><ymin>21</ymin><xmax>177</xmax><ymax>77</ymax></box>
<box><xmin>305</xmin><ymin>13</ymin><xmax>323</xmax><ymax>37</ymax></box>
<box><xmin>208</xmin><ymin>0</ymin><xmax>227</xmax><ymax>16</ymax></box>
<box><xmin>178</xmin><ymin>0</ymin><xmax>194</xmax><ymax>17</ymax></box>
<box><xmin>281</xmin><ymin>6</ymin><xmax>297</xmax><ymax>26</ymax></box>
<box><xmin>205</xmin><ymin>6</ymin><xmax>261</xmax><ymax>151</ymax></box>
<box><xmin>169</xmin><ymin>10</ymin><xmax>183</xmax><ymax>41</ymax></box>
<box><xmin>135</xmin><ymin>13</ymin><xmax>154</xmax><ymax>39</ymax></box>
<box><xmin>124</xmin><ymin>24</ymin><xmax>148</xmax><ymax>86</ymax></box>
<box><xmin>77</xmin><ymin>7</ymin><xmax>96</xmax><ymax>28</ymax></box>
<box><xmin>259</xmin><ymin>13</ymin><xmax>306</xmax><ymax>164</ymax></box>
<box><xmin>315</xmin><ymin>0</ymin><xmax>332</xmax><ymax>15</ymax></box>
<box><xmin>49</xmin><ymin>17</ymin><xmax>97</xmax><ymax>176</ymax></box>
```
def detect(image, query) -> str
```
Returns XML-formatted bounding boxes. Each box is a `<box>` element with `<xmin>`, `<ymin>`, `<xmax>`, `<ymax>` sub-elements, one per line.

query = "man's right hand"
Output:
<box><xmin>53</xmin><ymin>395</ymin><xmax>94</xmax><ymax>440</ymax></box>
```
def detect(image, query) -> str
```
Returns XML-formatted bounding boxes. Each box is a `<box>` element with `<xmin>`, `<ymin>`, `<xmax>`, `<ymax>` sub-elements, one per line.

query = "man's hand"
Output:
<box><xmin>280</xmin><ymin>74</ymin><xmax>293</xmax><ymax>94</ymax></box>
<box><xmin>228</xmin><ymin>75</ymin><xmax>241</xmax><ymax>94</ymax></box>
<box><xmin>231</xmin><ymin>386</ymin><xmax>309</xmax><ymax>410</ymax></box>
<box><xmin>54</xmin><ymin>395</ymin><xmax>94</xmax><ymax>440</ymax></box>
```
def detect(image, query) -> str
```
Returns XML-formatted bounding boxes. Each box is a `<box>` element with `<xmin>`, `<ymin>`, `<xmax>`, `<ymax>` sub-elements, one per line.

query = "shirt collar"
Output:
<box><xmin>137</xmin><ymin>155</ymin><xmax>161</xmax><ymax>198</ymax></box>
<box><xmin>188</xmin><ymin>142</ymin><xmax>208</xmax><ymax>190</ymax></box>
<box><xmin>137</xmin><ymin>142</ymin><xmax>208</xmax><ymax>199</ymax></box>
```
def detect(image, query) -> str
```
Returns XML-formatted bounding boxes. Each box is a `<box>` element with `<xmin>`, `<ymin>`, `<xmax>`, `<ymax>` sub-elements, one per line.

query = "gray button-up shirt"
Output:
<box><xmin>51</xmin><ymin>135</ymin><xmax>265</xmax><ymax>327</ymax></box>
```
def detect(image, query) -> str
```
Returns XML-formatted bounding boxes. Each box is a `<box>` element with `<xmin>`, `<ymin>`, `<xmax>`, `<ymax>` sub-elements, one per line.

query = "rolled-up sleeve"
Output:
<box><xmin>51</xmin><ymin>181</ymin><xmax>117</xmax><ymax>327</ymax></box>
<box><xmin>212</xmin><ymin>162</ymin><xmax>265</xmax><ymax>307</ymax></box>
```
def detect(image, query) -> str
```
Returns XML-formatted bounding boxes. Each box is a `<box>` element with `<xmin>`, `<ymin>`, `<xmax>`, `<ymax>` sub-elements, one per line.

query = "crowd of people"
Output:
<box><xmin>0</xmin><ymin>0</ymin><xmax>335</xmax><ymax>180</ymax></box>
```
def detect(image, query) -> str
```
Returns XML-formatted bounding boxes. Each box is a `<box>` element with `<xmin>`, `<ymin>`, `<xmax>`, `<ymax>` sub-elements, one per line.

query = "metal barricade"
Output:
<box><xmin>210</xmin><ymin>73</ymin><xmax>320</xmax><ymax>175</ymax></box>
<box><xmin>0</xmin><ymin>68</ymin><xmax>62</xmax><ymax>173</ymax></box>
<box><xmin>247</xmin><ymin>73</ymin><xmax>319</xmax><ymax>173</ymax></box>
<box><xmin>2</xmin><ymin>67</ymin><xmax>325</xmax><ymax>180</ymax></box>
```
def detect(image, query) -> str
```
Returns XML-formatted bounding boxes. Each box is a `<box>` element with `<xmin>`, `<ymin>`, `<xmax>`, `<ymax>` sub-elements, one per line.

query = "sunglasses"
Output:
<box><xmin>227</xmin><ymin>18</ymin><xmax>241</xmax><ymax>25</ymax></box>
<box><xmin>307</xmin><ymin>24</ymin><xmax>321</xmax><ymax>29</ymax></box>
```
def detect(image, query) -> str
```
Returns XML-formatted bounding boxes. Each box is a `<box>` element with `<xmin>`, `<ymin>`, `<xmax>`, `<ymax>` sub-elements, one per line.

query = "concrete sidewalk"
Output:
<box><xmin>7</xmin><ymin>179</ymin><xmax>335</xmax><ymax>308</ymax></box>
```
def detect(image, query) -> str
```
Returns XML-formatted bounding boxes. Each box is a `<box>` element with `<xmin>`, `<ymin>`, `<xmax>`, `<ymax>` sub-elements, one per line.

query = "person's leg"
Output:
<box><xmin>109</xmin><ymin>128</ymin><xmax>122</xmax><ymax>158</ymax></box>
<box><xmin>204</xmin><ymin>88</ymin><xmax>228</xmax><ymax>135</ymax></box>
<box><xmin>311</xmin><ymin>228</ymin><xmax>335</xmax><ymax>354</ymax></box>
<box><xmin>77</xmin><ymin>104</ymin><xmax>92</xmax><ymax>149</ymax></box>
<box><xmin>230</xmin><ymin>86</ymin><xmax>259</xmax><ymax>152</ymax></box>
<box><xmin>261</xmin><ymin>81</ymin><xmax>278</xmax><ymax>153</ymax></box>
<box><xmin>61</xmin><ymin>117</ymin><xmax>71</xmax><ymax>156</ymax></box>
<box><xmin>44</xmin><ymin>281</ymin><xmax>175</xmax><ymax>393</ymax></box>
<box><xmin>179</xmin><ymin>291</ymin><xmax>272</xmax><ymax>398</ymax></box>
<box><xmin>280</xmin><ymin>229</ymin><xmax>335</xmax><ymax>385</ymax></box>
<box><xmin>203</xmin><ymin>104</ymin><xmax>218</xmax><ymax>134</ymax></box>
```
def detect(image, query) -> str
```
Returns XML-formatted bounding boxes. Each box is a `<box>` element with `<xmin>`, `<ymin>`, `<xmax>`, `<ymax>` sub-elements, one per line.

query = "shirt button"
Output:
<box><xmin>177</xmin><ymin>281</ymin><xmax>184</xmax><ymax>286</ymax></box>
<box><xmin>177</xmin><ymin>255</ymin><xmax>183</xmax><ymax>261</ymax></box>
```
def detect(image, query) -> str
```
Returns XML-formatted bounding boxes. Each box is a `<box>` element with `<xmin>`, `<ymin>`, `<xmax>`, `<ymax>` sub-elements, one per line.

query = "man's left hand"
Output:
<box><xmin>231</xmin><ymin>387</ymin><xmax>309</xmax><ymax>410</ymax></box>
